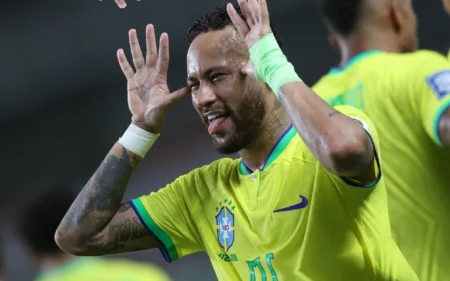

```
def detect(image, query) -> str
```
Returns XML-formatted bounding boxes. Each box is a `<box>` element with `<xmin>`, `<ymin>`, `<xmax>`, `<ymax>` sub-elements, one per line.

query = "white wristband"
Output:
<box><xmin>118</xmin><ymin>123</ymin><xmax>159</xmax><ymax>158</ymax></box>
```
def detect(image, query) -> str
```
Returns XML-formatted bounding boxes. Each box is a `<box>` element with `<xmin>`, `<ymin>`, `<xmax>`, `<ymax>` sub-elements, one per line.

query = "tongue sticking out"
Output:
<box><xmin>208</xmin><ymin>116</ymin><xmax>228</xmax><ymax>135</ymax></box>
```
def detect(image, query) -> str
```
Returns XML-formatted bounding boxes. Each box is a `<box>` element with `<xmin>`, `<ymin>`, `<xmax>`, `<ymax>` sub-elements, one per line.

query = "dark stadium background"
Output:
<box><xmin>1</xmin><ymin>0</ymin><xmax>449</xmax><ymax>280</ymax></box>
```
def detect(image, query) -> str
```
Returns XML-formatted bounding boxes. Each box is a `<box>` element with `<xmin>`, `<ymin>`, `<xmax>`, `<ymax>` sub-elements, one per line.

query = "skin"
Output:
<box><xmin>444</xmin><ymin>0</ymin><xmax>450</xmax><ymax>14</ymax></box>
<box><xmin>55</xmin><ymin>0</ymin><xmax>376</xmax><ymax>256</ymax></box>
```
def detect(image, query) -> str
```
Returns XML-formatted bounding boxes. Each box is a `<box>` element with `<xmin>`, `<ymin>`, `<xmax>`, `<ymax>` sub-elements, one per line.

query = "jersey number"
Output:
<box><xmin>247</xmin><ymin>253</ymin><xmax>278</xmax><ymax>281</ymax></box>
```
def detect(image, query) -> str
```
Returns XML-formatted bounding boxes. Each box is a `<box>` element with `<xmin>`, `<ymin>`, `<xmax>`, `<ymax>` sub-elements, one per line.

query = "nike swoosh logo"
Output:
<box><xmin>273</xmin><ymin>195</ymin><xmax>309</xmax><ymax>213</ymax></box>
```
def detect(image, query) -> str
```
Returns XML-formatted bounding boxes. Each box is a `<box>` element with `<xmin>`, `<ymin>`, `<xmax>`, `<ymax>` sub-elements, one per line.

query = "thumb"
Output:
<box><xmin>241</xmin><ymin>60</ymin><xmax>256</xmax><ymax>79</ymax></box>
<box><xmin>169</xmin><ymin>87</ymin><xmax>190</xmax><ymax>103</ymax></box>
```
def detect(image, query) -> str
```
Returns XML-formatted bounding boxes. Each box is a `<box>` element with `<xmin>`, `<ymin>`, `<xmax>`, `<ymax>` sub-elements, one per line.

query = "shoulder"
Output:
<box><xmin>100</xmin><ymin>259</ymin><xmax>171</xmax><ymax>279</ymax></box>
<box><xmin>174</xmin><ymin>157</ymin><xmax>239</xmax><ymax>200</ymax></box>
<box><xmin>387</xmin><ymin>50</ymin><xmax>449</xmax><ymax>74</ymax></box>
<box><xmin>187</xmin><ymin>157</ymin><xmax>239</xmax><ymax>180</ymax></box>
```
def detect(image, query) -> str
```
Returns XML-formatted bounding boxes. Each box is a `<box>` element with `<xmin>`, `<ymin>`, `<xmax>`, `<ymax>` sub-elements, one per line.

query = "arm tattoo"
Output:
<box><xmin>58</xmin><ymin>145</ymin><xmax>143</xmax><ymax>253</ymax></box>
<box><xmin>87</xmin><ymin>204</ymin><xmax>149</xmax><ymax>254</ymax></box>
<box><xmin>328</xmin><ymin>110</ymin><xmax>341</xmax><ymax>118</ymax></box>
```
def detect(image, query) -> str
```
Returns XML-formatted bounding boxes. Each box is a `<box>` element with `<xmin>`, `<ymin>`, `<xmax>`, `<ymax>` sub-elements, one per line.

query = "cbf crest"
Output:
<box><xmin>215</xmin><ymin>199</ymin><xmax>236</xmax><ymax>252</ymax></box>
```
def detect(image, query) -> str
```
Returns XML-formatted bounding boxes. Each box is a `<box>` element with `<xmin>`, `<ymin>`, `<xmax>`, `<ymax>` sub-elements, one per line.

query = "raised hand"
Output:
<box><xmin>117</xmin><ymin>24</ymin><xmax>189</xmax><ymax>133</ymax></box>
<box><xmin>226</xmin><ymin>0</ymin><xmax>272</xmax><ymax>48</ymax></box>
<box><xmin>115</xmin><ymin>0</ymin><xmax>127</xmax><ymax>8</ymax></box>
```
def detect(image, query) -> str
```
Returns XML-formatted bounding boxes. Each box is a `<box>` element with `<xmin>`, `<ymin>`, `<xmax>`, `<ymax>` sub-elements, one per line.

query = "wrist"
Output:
<box><xmin>118</xmin><ymin>123</ymin><xmax>160</xmax><ymax>158</ymax></box>
<box><xmin>249</xmin><ymin>33</ymin><xmax>302</xmax><ymax>98</ymax></box>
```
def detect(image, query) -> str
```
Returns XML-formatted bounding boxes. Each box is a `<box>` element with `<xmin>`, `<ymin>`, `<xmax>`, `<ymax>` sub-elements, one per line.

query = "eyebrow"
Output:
<box><xmin>187</xmin><ymin>66</ymin><xmax>228</xmax><ymax>84</ymax></box>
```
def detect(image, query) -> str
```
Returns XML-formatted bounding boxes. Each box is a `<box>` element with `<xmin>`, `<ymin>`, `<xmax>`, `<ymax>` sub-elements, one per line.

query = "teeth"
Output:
<box><xmin>208</xmin><ymin>114</ymin><xmax>221</xmax><ymax>121</ymax></box>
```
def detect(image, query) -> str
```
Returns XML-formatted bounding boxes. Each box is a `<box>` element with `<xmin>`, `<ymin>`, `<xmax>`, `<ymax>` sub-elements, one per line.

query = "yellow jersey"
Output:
<box><xmin>35</xmin><ymin>258</ymin><xmax>171</xmax><ymax>281</ymax></box>
<box><xmin>313</xmin><ymin>50</ymin><xmax>450</xmax><ymax>281</ymax></box>
<box><xmin>131</xmin><ymin>105</ymin><xmax>418</xmax><ymax>281</ymax></box>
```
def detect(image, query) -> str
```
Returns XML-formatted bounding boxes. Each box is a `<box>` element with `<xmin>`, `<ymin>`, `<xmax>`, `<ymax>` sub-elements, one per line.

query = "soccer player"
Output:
<box><xmin>55</xmin><ymin>0</ymin><xmax>418</xmax><ymax>280</ymax></box>
<box><xmin>313</xmin><ymin>0</ymin><xmax>450</xmax><ymax>280</ymax></box>
<box><xmin>17</xmin><ymin>187</ymin><xmax>171</xmax><ymax>281</ymax></box>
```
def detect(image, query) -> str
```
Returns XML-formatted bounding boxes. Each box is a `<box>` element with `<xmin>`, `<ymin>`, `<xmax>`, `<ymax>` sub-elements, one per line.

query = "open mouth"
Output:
<box><xmin>207</xmin><ymin>113</ymin><xmax>230</xmax><ymax>135</ymax></box>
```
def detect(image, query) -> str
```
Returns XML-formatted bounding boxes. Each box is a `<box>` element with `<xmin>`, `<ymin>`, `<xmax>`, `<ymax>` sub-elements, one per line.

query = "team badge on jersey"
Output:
<box><xmin>426</xmin><ymin>70</ymin><xmax>450</xmax><ymax>100</ymax></box>
<box><xmin>349</xmin><ymin>116</ymin><xmax>370</xmax><ymax>132</ymax></box>
<box><xmin>215</xmin><ymin>199</ymin><xmax>236</xmax><ymax>252</ymax></box>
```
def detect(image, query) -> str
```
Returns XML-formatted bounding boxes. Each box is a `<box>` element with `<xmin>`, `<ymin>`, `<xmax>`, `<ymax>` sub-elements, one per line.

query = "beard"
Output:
<box><xmin>212</xmin><ymin>84</ymin><xmax>267</xmax><ymax>154</ymax></box>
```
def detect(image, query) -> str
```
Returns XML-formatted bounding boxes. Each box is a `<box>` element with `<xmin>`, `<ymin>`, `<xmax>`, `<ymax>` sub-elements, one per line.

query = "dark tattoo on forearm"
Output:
<box><xmin>57</xmin><ymin>145</ymin><xmax>143</xmax><ymax>253</ymax></box>
<box><xmin>110</xmin><ymin>217</ymin><xmax>147</xmax><ymax>246</ymax></box>
<box><xmin>118</xmin><ymin>202</ymin><xmax>133</xmax><ymax>212</ymax></box>
<box><xmin>328</xmin><ymin>110</ymin><xmax>341</xmax><ymax>118</ymax></box>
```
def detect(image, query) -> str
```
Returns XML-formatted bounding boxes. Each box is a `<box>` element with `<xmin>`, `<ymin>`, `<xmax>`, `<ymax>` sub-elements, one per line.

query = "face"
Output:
<box><xmin>392</xmin><ymin>0</ymin><xmax>418</xmax><ymax>52</ymax></box>
<box><xmin>187</xmin><ymin>27</ymin><xmax>267</xmax><ymax>154</ymax></box>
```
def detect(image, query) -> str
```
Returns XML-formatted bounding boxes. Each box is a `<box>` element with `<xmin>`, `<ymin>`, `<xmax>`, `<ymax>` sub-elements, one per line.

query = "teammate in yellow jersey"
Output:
<box><xmin>56</xmin><ymin>0</ymin><xmax>417</xmax><ymax>280</ymax></box>
<box><xmin>17</xmin><ymin>187</ymin><xmax>171</xmax><ymax>281</ymax></box>
<box><xmin>313</xmin><ymin>0</ymin><xmax>450</xmax><ymax>280</ymax></box>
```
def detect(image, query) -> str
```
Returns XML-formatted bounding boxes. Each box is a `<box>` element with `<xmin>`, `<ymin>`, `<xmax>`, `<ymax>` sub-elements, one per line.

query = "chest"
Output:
<box><xmin>200</xmin><ymin>162</ymin><xmax>343</xmax><ymax>256</ymax></box>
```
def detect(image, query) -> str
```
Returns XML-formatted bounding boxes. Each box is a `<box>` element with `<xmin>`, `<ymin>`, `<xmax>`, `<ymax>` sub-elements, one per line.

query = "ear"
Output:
<box><xmin>389</xmin><ymin>0</ymin><xmax>403</xmax><ymax>33</ymax></box>
<box><xmin>328</xmin><ymin>34</ymin><xmax>340</xmax><ymax>53</ymax></box>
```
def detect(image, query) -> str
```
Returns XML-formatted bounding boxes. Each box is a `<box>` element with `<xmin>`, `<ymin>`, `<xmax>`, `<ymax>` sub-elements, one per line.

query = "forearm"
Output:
<box><xmin>278</xmin><ymin>81</ymin><xmax>373</xmax><ymax>177</ymax></box>
<box><xmin>56</xmin><ymin>142</ymin><xmax>141</xmax><ymax>252</ymax></box>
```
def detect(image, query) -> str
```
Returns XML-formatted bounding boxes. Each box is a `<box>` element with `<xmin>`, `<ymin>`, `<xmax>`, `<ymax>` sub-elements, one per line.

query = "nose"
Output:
<box><xmin>193</xmin><ymin>83</ymin><xmax>217</xmax><ymax>108</ymax></box>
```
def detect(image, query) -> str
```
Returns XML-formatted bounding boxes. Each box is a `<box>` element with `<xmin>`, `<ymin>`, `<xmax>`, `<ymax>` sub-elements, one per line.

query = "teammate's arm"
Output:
<box><xmin>412</xmin><ymin>51</ymin><xmax>450</xmax><ymax>147</ymax></box>
<box><xmin>228</xmin><ymin>0</ymin><xmax>374</xmax><ymax>181</ymax></box>
<box><xmin>438</xmin><ymin>109</ymin><xmax>450</xmax><ymax>146</ymax></box>
<box><xmin>55</xmin><ymin>25</ymin><xmax>189</xmax><ymax>256</ymax></box>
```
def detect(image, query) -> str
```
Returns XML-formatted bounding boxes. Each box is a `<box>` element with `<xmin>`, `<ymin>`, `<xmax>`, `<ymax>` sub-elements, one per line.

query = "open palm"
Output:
<box><xmin>117</xmin><ymin>25</ymin><xmax>189</xmax><ymax>133</ymax></box>
<box><xmin>226</xmin><ymin>0</ymin><xmax>272</xmax><ymax>48</ymax></box>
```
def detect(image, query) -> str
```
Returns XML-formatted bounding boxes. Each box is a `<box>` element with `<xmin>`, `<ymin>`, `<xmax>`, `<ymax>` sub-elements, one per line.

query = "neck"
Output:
<box><xmin>337</xmin><ymin>29</ymin><xmax>401</xmax><ymax>67</ymax></box>
<box><xmin>38</xmin><ymin>252</ymin><xmax>73</xmax><ymax>273</ymax></box>
<box><xmin>239</xmin><ymin>99</ymin><xmax>290</xmax><ymax>171</ymax></box>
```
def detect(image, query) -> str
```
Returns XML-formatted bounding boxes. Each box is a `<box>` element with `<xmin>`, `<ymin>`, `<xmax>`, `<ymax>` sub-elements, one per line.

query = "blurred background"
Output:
<box><xmin>0</xmin><ymin>0</ymin><xmax>449</xmax><ymax>280</ymax></box>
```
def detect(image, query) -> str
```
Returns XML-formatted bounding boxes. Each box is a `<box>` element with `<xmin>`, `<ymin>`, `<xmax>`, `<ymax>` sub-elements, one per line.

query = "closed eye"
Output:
<box><xmin>211</xmin><ymin>73</ymin><xmax>225</xmax><ymax>82</ymax></box>
<box><xmin>188</xmin><ymin>83</ymin><xmax>199</xmax><ymax>92</ymax></box>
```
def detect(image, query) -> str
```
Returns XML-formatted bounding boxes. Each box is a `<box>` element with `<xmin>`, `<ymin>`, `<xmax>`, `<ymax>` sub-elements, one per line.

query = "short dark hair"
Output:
<box><xmin>17</xmin><ymin>186</ymin><xmax>75</xmax><ymax>256</ymax></box>
<box><xmin>187</xmin><ymin>3</ymin><xmax>282</xmax><ymax>47</ymax></box>
<box><xmin>317</xmin><ymin>0</ymin><xmax>364</xmax><ymax>35</ymax></box>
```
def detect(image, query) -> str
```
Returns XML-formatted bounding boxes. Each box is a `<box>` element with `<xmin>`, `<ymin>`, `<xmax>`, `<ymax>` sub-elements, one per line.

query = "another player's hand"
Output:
<box><xmin>117</xmin><ymin>25</ymin><xmax>189</xmax><ymax>133</ymax></box>
<box><xmin>443</xmin><ymin>0</ymin><xmax>450</xmax><ymax>14</ymax></box>
<box><xmin>227</xmin><ymin>0</ymin><xmax>272</xmax><ymax>48</ymax></box>
<box><xmin>115</xmin><ymin>0</ymin><xmax>126</xmax><ymax>8</ymax></box>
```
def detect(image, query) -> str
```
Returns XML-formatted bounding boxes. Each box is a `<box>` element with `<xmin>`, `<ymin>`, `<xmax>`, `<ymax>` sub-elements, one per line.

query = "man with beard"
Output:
<box><xmin>55</xmin><ymin>1</ymin><xmax>418</xmax><ymax>280</ymax></box>
<box><xmin>312</xmin><ymin>0</ymin><xmax>450</xmax><ymax>280</ymax></box>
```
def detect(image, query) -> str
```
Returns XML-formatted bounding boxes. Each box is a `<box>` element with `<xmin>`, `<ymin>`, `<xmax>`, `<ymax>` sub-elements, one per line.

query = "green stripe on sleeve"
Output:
<box><xmin>130</xmin><ymin>198</ymin><xmax>179</xmax><ymax>262</ymax></box>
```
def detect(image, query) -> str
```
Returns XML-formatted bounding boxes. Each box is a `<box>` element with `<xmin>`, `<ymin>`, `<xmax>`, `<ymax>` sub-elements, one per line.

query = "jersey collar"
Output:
<box><xmin>239</xmin><ymin>125</ymin><xmax>296</xmax><ymax>175</ymax></box>
<box><xmin>328</xmin><ymin>50</ymin><xmax>381</xmax><ymax>75</ymax></box>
